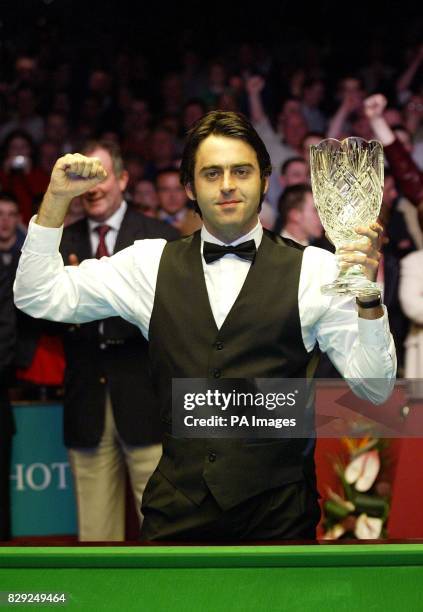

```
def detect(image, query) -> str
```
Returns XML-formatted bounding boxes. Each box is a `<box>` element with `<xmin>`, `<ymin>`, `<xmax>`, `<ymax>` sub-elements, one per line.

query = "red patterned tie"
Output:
<box><xmin>95</xmin><ymin>224</ymin><xmax>111</xmax><ymax>258</ymax></box>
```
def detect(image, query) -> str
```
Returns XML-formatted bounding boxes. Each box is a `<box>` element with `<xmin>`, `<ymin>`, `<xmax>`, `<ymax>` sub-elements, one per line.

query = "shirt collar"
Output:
<box><xmin>88</xmin><ymin>200</ymin><xmax>127</xmax><ymax>233</ymax></box>
<box><xmin>280</xmin><ymin>229</ymin><xmax>309</xmax><ymax>247</ymax></box>
<box><xmin>158</xmin><ymin>207</ymin><xmax>187</xmax><ymax>224</ymax></box>
<box><xmin>201</xmin><ymin>220</ymin><xmax>263</xmax><ymax>249</ymax></box>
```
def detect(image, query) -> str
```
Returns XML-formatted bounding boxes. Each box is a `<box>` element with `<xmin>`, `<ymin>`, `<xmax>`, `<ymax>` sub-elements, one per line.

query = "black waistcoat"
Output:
<box><xmin>149</xmin><ymin>230</ymin><xmax>319</xmax><ymax>510</ymax></box>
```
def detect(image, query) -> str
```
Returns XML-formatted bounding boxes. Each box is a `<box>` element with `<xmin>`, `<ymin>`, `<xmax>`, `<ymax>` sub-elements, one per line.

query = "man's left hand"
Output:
<box><xmin>338</xmin><ymin>222</ymin><xmax>383</xmax><ymax>283</ymax></box>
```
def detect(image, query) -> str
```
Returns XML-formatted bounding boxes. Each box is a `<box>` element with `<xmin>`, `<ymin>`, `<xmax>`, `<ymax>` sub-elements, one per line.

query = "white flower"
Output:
<box><xmin>354</xmin><ymin>514</ymin><xmax>383</xmax><ymax>539</ymax></box>
<box><xmin>344</xmin><ymin>449</ymin><xmax>380</xmax><ymax>492</ymax></box>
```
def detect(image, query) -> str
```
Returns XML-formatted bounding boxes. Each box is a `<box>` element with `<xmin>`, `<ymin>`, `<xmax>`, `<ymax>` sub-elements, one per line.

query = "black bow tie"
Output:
<box><xmin>203</xmin><ymin>239</ymin><xmax>257</xmax><ymax>264</ymax></box>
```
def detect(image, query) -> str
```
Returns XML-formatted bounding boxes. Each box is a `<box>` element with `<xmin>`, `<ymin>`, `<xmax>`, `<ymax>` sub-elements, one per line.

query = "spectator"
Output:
<box><xmin>0</xmin><ymin>193</ymin><xmax>25</xmax><ymax>265</ymax></box>
<box><xmin>246</xmin><ymin>75</ymin><xmax>307</xmax><ymax>209</ymax></box>
<box><xmin>301</xmin><ymin>78</ymin><xmax>327</xmax><ymax>133</ymax></box>
<box><xmin>201</xmin><ymin>61</ymin><xmax>227</xmax><ymax>108</ymax></box>
<box><xmin>364</xmin><ymin>94</ymin><xmax>423</xmax><ymax>220</ymax></box>
<box><xmin>327</xmin><ymin>76</ymin><xmax>366</xmax><ymax>139</ymax></box>
<box><xmin>280</xmin><ymin>157</ymin><xmax>309</xmax><ymax>189</ymax></box>
<box><xmin>379</xmin><ymin>170</ymin><xmax>416</xmax><ymax>259</ymax></box>
<box><xmin>57</xmin><ymin>140</ymin><xmax>179</xmax><ymax>541</ymax></box>
<box><xmin>121</xmin><ymin>99</ymin><xmax>152</xmax><ymax>158</ymax></box>
<box><xmin>160</xmin><ymin>72</ymin><xmax>184</xmax><ymax>116</ymax></box>
<box><xmin>272</xmin><ymin>158</ymin><xmax>309</xmax><ymax>233</ymax></box>
<box><xmin>13</xmin><ymin>56</ymin><xmax>39</xmax><ymax>89</ymax></box>
<box><xmin>379</xmin><ymin>171</ymin><xmax>417</xmax><ymax>371</ymax></box>
<box><xmin>0</xmin><ymin>85</ymin><xmax>44</xmax><ymax>144</ymax></box>
<box><xmin>0</xmin><ymin>130</ymin><xmax>49</xmax><ymax>225</ymax></box>
<box><xmin>182</xmin><ymin>98</ymin><xmax>207</xmax><ymax>132</ymax></box>
<box><xmin>44</xmin><ymin>112</ymin><xmax>73</xmax><ymax>154</ymax></box>
<box><xmin>123</xmin><ymin>154</ymin><xmax>145</xmax><ymax>193</ymax></box>
<box><xmin>0</xmin><ymin>194</ymin><xmax>64</xmax><ymax>399</ymax></box>
<box><xmin>156</xmin><ymin>167</ymin><xmax>201</xmax><ymax>234</ymax></box>
<box><xmin>144</xmin><ymin>128</ymin><xmax>178</xmax><ymax>181</ymax></box>
<box><xmin>131</xmin><ymin>179</ymin><xmax>159</xmax><ymax>218</ymax></box>
<box><xmin>277</xmin><ymin>184</ymin><xmax>322</xmax><ymax>245</ymax></box>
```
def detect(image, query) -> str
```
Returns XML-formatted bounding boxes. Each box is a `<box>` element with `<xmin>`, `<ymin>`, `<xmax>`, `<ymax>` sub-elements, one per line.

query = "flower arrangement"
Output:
<box><xmin>323</xmin><ymin>436</ymin><xmax>391</xmax><ymax>539</ymax></box>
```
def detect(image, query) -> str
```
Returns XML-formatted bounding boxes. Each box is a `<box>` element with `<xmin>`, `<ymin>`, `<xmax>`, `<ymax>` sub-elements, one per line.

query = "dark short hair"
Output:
<box><xmin>180</xmin><ymin>111</ymin><xmax>272</xmax><ymax>186</ymax></box>
<box><xmin>280</xmin><ymin>156</ymin><xmax>306</xmax><ymax>176</ymax></box>
<box><xmin>81</xmin><ymin>139</ymin><xmax>124</xmax><ymax>177</ymax></box>
<box><xmin>179</xmin><ymin>111</ymin><xmax>272</xmax><ymax>214</ymax></box>
<box><xmin>0</xmin><ymin>191</ymin><xmax>18</xmax><ymax>207</ymax></box>
<box><xmin>155</xmin><ymin>166</ymin><xmax>180</xmax><ymax>186</ymax></box>
<box><xmin>278</xmin><ymin>184</ymin><xmax>312</xmax><ymax>229</ymax></box>
<box><xmin>2</xmin><ymin>129</ymin><xmax>35</xmax><ymax>162</ymax></box>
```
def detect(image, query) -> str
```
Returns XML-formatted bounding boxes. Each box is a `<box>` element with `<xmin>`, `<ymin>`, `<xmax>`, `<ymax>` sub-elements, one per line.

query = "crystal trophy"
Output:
<box><xmin>310</xmin><ymin>137</ymin><xmax>384</xmax><ymax>296</ymax></box>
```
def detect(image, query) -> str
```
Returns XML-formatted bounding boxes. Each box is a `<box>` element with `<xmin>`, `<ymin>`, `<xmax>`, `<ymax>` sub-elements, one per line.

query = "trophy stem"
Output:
<box><xmin>321</xmin><ymin>258</ymin><xmax>381</xmax><ymax>297</ymax></box>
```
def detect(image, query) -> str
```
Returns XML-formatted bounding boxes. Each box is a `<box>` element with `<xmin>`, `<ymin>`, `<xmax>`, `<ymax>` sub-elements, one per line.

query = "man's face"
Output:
<box><xmin>298</xmin><ymin>193</ymin><xmax>322</xmax><ymax>240</ymax></box>
<box><xmin>0</xmin><ymin>201</ymin><xmax>20</xmax><ymax>241</ymax></box>
<box><xmin>81</xmin><ymin>148</ymin><xmax>128</xmax><ymax>222</ymax></box>
<box><xmin>186</xmin><ymin>135</ymin><xmax>267</xmax><ymax>241</ymax></box>
<box><xmin>281</xmin><ymin>160</ymin><xmax>308</xmax><ymax>188</ymax></box>
<box><xmin>351</xmin><ymin>112</ymin><xmax>372</xmax><ymax>141</ymax></box>
<box><xmin>157</xmin><ymin>172</ymin><xmax>187</xmax><ymax>215</ymax></box>
<box><xmin>133</xmin><ymin>180</ymin><xmax>159</xmax><ymax>217</ymax></box>
<box><xmin>283</xmin><ymin>113</ymin><xmax>308</xmax><ymax>149</ymax></box>
<box><xmin>45</xmin><ymin>114</ymin><xmax>68</xmax><ymax>144</ymax></box>
<box><xmin>339</xmin><ymin>78</ymin><xmax>363</xmax><ymax>99</ymax></box>
<box><xmin>304</xmin><ymin>81</ymin><xmax>325</xmax><ymax>107</ymax></box>
<box><xmin>8</xmin><ymin>136</ymin><xmax>31</xmax><ymax>159</ymax></box>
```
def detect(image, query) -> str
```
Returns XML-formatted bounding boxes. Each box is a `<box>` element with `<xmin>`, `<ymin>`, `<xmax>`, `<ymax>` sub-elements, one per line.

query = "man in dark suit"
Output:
<box><xmin>58</xmin><ymin>140</ymin><xmax>178</xmax><ymax>541</ymax></box>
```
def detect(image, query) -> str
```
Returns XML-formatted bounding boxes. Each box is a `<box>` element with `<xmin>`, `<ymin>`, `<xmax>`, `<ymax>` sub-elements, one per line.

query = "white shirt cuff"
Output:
<box><xmin>357</xmin><ymin>305</ymin><xmax>391</xmax><ymax>346</ymax></box>
<box><xmin>22</xmin><ymin>216</ymin><xmax>64</xmax><ymax>254</ymax></box>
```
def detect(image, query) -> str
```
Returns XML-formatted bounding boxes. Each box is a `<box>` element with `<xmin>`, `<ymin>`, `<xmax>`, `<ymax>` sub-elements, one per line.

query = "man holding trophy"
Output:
<box><xmin>14</xmin><ymin>111</ymin><xmax>396</xmax><ymax>541</ymax></box>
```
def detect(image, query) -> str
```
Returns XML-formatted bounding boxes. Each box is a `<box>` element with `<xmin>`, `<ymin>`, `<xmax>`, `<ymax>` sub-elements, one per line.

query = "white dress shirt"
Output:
<box><xmin>14</xmin><ymin>219</ymin><xmax>396</xmax><ymax>403</ymax></box>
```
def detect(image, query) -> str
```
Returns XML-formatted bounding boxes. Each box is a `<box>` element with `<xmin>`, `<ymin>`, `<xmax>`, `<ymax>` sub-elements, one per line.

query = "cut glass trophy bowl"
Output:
<box><xmin>310</xmin><ymin>137</ymin><xmax>384</xmax><ymax>296</ymax></box>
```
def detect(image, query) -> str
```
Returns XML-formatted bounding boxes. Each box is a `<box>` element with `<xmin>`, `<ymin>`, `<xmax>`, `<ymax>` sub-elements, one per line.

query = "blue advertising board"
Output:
<box><xmin>11</xmin><ymin>403</ymin><xmax>77</xmax><ymax>536</ymax></box>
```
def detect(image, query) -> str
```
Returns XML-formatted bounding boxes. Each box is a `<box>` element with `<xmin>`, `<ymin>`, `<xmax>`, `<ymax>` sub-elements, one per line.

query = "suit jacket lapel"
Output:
<box><xmin>114</xmin><ymin>208</ymin><xmax>145</xmax><ymax>253</ymax></box>
<box><xmin>68</xmin><ymin>219</ymin><xmax>92</xmax><ymax>262</ymax></box>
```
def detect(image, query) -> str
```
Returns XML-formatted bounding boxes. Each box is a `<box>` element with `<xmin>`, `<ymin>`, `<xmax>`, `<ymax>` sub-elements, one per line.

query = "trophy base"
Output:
<box><xmin>321</xmin><ymin>277</ymin><xmax>380</xmax><ymax>297</ymax></box>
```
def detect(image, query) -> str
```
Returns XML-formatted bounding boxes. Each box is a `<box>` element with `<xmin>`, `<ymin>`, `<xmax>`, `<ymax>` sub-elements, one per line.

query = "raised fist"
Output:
<box><xmin>363</xmin><ymin>94</ymin><xmax>388</xmax><ymax>120</ymax></box>
<box><xmin>246</xmin><ymin>75</ymin><xmax>265</xmax><ymax>95</ymax></box>
<box><xmin>49</xmin><ymin>153</ymin><xmax>107</xmax><ymax>199</ymax></box>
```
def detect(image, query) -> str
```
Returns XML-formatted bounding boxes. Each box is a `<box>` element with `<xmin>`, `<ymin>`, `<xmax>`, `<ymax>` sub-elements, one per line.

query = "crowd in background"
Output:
<box><xmin>0</xmin><ymin>15</ymin><xmax>421</xmax><ymax>389</ymax></box>
<box><xmin>0</xmin><ymin>1</ymin><xmax>422</xmax><ymax>542</ymax></box>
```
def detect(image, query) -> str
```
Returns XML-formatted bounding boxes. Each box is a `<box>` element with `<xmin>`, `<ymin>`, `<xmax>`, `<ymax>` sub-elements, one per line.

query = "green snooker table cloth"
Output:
<box><xmin>0</xmin><ymin>544</ymin><xmax>422</xmax><ymax>611</ymax></box>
